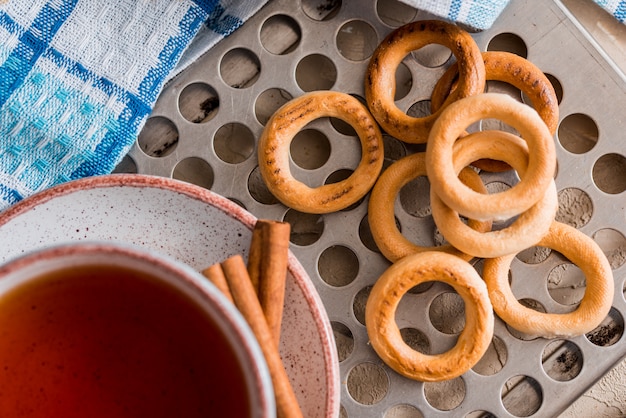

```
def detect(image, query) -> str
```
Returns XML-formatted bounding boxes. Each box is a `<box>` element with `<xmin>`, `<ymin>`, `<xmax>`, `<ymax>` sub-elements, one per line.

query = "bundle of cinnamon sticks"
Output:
<box><xmin>202</xmin><ymin>219</ymin><xmax>302</xmax><ymax>418</ymax></box>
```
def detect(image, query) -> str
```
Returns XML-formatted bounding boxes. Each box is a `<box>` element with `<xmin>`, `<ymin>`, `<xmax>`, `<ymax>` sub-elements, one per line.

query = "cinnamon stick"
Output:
<box><xmin>201</xmin><ymin>263</ymin><xmax>234</xmax><ymax>304</ymax></box>
<box><xmin>247</xmin><ymin>219</ymin><xmax>291</xmax><ymax>345</ymax></box>
<box><xmin>221</xmin><ymin>255</ymin><xmax>303</xmax><ymax>418</ymax></box>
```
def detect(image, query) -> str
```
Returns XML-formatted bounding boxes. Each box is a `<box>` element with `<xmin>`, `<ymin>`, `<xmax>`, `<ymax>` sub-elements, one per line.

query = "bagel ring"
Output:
<box><xmin>430</xmin><ymin>51</ymin><xmax>559</xmax><ymax>172</ymax></box>
<box><xmin>426</xmin><ymin>92</ymin><xmax>556</xmax><ymax>221</ymax></box>
<box><xmin>365</xmin><ymin>20</ymin><xmax>485</xmax><ymax>144</ymax></box>
<box><xmin>257</xmin><ymin>91</ymin><xmax>384</xmax><ymax>214</ymax></box>
<box><xmin>367</xmin><ymin>152</ymin><xmax>491</xmax><ymax>263</ymax></box>
<box><xmin>365</xmin><ymin>251</ymin><xmax>494</xmax><ymax>382</ymax></box>
<box><xmin>482</xmin><ymin>221</ymin><xmax>614</xmax><ymax>338</ymax></box>
<box><xmin>431</xmin><ymin>130</ymin><xmax>557</xmax><ymax>258</ymax></box>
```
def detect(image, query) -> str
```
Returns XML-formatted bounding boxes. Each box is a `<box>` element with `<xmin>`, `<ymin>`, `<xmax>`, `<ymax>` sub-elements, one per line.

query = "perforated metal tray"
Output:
<box><xmin>115</xmin><ymin>0</ymin><xmax>626</xmax><ymax>416</ymax></box>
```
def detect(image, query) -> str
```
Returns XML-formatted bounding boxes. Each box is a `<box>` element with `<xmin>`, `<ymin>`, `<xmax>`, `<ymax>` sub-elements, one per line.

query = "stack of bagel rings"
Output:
<box><xmin>257</xmin><ymin>19</ymin><xmax>615</xmax><ymax>382</ymax></box>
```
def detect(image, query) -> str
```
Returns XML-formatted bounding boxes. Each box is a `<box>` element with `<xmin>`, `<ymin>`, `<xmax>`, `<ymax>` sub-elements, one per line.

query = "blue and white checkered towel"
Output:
<box><xmin>398</xmin><ymin>0</ymin><xmax>626</xmax><ymax>30</ymax></box>
<box><xmin>0</xmin><ymin>0</ymin><xmax>624</xmax><ymax>211</ymax></box>
<box><xmin>0</xmin><ymin>0</ymin><xmax>268</xmax><ymax>210</ymax></box>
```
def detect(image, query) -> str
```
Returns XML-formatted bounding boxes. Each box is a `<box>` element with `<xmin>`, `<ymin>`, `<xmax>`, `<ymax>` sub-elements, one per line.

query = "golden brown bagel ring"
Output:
<box><xmin>365</xmin><ymin>251</ymin><xmax>494</xmax><ymax>382</ymax></box>
<box><xmin>426</xmin><ymin>92</ymin><xmax>556</xmax><ymax>221</ymax></box>
<box><xmin>430</xmin><ymin>130</ymin><xmax>558</xmax><ymax>258</ymax></box>
<box><xmin>431</xmin><ymin>51</ymin><xmax>559</xmax><ymax>133</ymax></box>
<box><xmin>365</xmin><ymin>20</ymin><xmax>485</xmax><ymax>144</ymax></box>
<box><xmin>367</xmin><ymin>152</ymin><xmax>491</xmax><ymax>262</ymax></box>
<box><xmin>258</xmin><ymin>91</ymin><xmax>384</xmax><ymax>214</ymax></box>
<box><xmin>482</xmin><ymin>221</ymin><xmax>614</xmax><ymax>338</ymax></box>
<box><xmin>431</xmin><ymin>51</ymin><xmax>559</xmax><ymax>172</ymax></box>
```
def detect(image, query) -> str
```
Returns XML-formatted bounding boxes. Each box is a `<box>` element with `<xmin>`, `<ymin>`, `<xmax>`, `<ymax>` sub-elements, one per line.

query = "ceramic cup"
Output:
<box><xmin>0</xmin><ymin>241</ymin><xmax>275</xmax><ymax>418</ymax></box>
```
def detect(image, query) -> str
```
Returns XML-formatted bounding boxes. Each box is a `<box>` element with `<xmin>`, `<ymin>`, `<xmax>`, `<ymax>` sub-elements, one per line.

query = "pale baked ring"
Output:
<box><xmin>367</xmin><ymin>152</ymin><xmax>491</xmax><ymax>263</ymax></box>
<box><xmin>430</xmin><ymin>51</ymin><xmax>559</xmax><ymax>173</ymax></box>
<box><xmin>257</xmin><ymin>91</ymin><xmax>384</xmax><ymax>214</ymax></box>
<box><xmin>482</xmin><ymin>221</ymin><xmax>614</xmax><ymax>338</ymax></box>
<box><xmin>365</xmin><ymin>251</ymin><xmax>494</xmax><ymax>382</ymax></box>
<box><xmin>426</xmin><ymin>92</ymin><xmax>556</xmax><ymax>221</ymax></box>
<box><xmin>365</xmin><ymin>20</ymin><xmax>485</xmax><ymax>144</ymax></box>
<box><xmin>430</xmin><ymin>130</ymin><xmax>558</xmax><ymax>259</ymax></box>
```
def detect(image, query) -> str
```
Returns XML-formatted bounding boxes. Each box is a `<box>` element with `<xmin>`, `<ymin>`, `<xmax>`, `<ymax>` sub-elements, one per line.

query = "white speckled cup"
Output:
<box><xmin>0</xmin><ymin>241</ymin><xmax>275</xmax><ymax>418</ymax></box>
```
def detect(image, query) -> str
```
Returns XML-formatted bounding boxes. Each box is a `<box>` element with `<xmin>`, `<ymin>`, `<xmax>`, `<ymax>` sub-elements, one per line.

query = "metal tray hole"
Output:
<box><xmin>247</xmin><ymin>166</ymin><xmax>279</xmax><ymax>205</ymax></box>
<box><xmin>472</xmin><ymin>335</ymin><xmax>508</xmax><ymax>376</ymax></box>
<box><xmin>290</xmin><ymin>128</ymin><xmax>331</xmax><ymax>169</ymax></box>
<box><xmin>506</xmin><ymin>299</ymin><xmax>546</xmax><ymax>341</ymax></box>
<box><xmin>479</xmin><ymin>117</ymin><xmax>520</xmax><ymax>135</ymax></box>
<box><xmin>326</xmin><ymin>169</ymin><xmax>365</xmax><ymax>211</ymax></box>
<box><xmin>358</xmin><ymin>214</ymin><xmax>382</xmax><ymax>253</ymax></box>
<box><xmin>301</xmin><ymin>0</ymin><xmax>341</xmax><ymax>22</ymax></box>
<box><xmin>585</xmin><ymin>307</ymin><xmax>624</xmax><ymax>347</ymax></box>
<box><xmin>487</xmin><ymin>79</ymin><xmax>523</xmax><ymax>102</ymax></box>
<box><xmin>260</xmin><ymin>14</ymin><xmax>301</xmax><ymax>55</ymax></box>
<box><xmin>400</xmin><ymin>327</ymin><xmax>430</xmax><ymax>354</ymax></box>
<box><xmin>172</xmin><ymin>157</ymin><xmax>214</xmax><ymax>190</ymax></box>
<box><xmin>487</xmin><ymin>32</ymin><xmax>528</xmax><ymax>58</ymax></box>
<box><xmin>383</xmin><ymin>135</ymin><xmax>409</xmax><ymax>167</ymax></box>
<box><xmin>501</xmin><ymin>375</ymin><xmax>543</xmax><ymax>417</ymax></box>
<box><xmin>399</xmin><ymin>175</ymin><xmax>431</xmax><ymax>218</ymax></box>
<box><xmin>318</xmin><ymin>244</ymin><xmax>359</xmax><ymax>287</ymax></box>
<box><xmin>547</xmin><ymin>262</ymin><xmax>586</xmax><ymax>306</ymax></box>
<box><xmin>137</xmin><ymin>116</ymin><xmax>178</xmax><ymax>157</ymax></box>
<box><xmin>517</xmin><ymin>245</ymin><xmax>552</xmax><ymax>265</ymax></box>
<box><xmin>541</xmin><ymin>339</ymin><xmax>583</xmax><ymax>382</ymax></box>
<box><xmin>465</xmin><ymin>411</ymin><xmax>496</xmax><ymax>418</ymax></box>
<box><xmin>254</xmin><ymin>88</ymin><xmax>293</xmax><ymax>125</ymax></box>
<box><xmin>521</xmin><ymin>73</ymin><xmax>564</xmax><ymax>105</ymax></box>
<box><xmin>592</xmin><ymin>228</ymin><xmax>626</xmax><ymax>269</ymax></box>
<box><xmin>383</xmin><ymin>404</ymin><xmax>423</xmax><ymax>418</ymax></box>
<box><xmin>337</xmin><ymin>20</ymin><xmax>378</xmax><ymax>62</ymax></box>
<box><xmin>112</xmin><ymin>155</ymin><xmax>137</xmax><ymax>174</ymax></box>
<box><xmin>283</xmin><ymin>210</ymin><xmax>324</xmax><ymax>246</ymax></box>
<box><xmin>220</xmin><ymin>48</ymin><xmax>261</xmax><ymax>89</ymax></box>
<box><xmin>295</xmin><ymin>53</ymin><xmax>337</xmax><ymax>91</ymax></box>
<box><xmin>393</xmin><ymin>62</ymin><xmax>413</xmax><ymax>101</ymax></box>
<box><xmin>592</xmin><ymin>153</ymin><xmax>626</xmax><ymax>194</ymax></box>
<box><xmin>332</xmin><ymin>321</ymin><xmax>354</xmax><ymax>362</ymax></box>
<box><xmin>429</xmin><ymin>291</ymin><xmax>465</xmax><ymax>334</ymax></box>
<box><xmin>178</xmin><ymin>82</ymin><xmax>219</xmax><ymax>124</ymax></box>
<box><xmin>410</xmin><ymin>44</ymin><xmax>452</xmax><ymax>69</ymax></box>
<box><xmin>545</xmin><ymin>73</ymin><xmax>563</xmax><ymax>103</ymax></box>
<box><xmin>353</xmin><ymin>285</ymin><xmax>372</xmax><ymax>325</ymax></box>
<box><xmin>406</xmin><ymin>99</ymin><xmax>431</xmax><ymax>121</ymax></box>
<box><xmin>214</xmin><ymin>123</ymin><xmax>255</xmax><ymax>164</ymax></box>
<box><xmin>346</xmin><ymin>362</ymin><xmax>389</xmax><ymax>405</ymax></box>
<box><xmin>557</xmin><ymin>113</ymin><xmax>599</xmax><ymax>154</ymax></box>
<box><xmin>424</xmin><ymin>377</ymin><xmax>466</xmax><ymax>411</ymax></box>
<box><xmin>376</xmin><ymin>0</ymin><xmax>418</xmax><ymax>27</ymax></box>
<box><xmin>555</xmin><ymin>188</ymin><xmax>592</xmax><ymax>228</ymax></box>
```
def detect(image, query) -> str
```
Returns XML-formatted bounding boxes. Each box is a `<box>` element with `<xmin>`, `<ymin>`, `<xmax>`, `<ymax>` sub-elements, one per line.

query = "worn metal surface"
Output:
<box><xmin>117</xmin><ymin>0</ymin><xmax>626</xmax><ymax>416</ymax></box>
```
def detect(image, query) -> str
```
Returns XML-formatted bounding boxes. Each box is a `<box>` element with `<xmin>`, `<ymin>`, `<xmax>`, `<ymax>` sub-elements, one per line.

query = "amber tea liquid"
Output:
<box><xmin>0</xmin><ymin>264</ymin><xmax>250</xmax><ymax>418</ymax></box>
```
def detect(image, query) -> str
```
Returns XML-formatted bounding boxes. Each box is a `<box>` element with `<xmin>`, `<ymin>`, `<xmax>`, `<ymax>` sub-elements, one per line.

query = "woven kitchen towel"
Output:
<box><xmin>0</xmin><ymin>0</ymin><xmax>267</xmax><ymax>211</ymax></box>
<box><xmin>397</xmin><ymin>0</ymin><xmax>511</xmax><ymax>30</ymax></box>
<box><xmin>397</xmin><ymin>0</ymin><xmax>626</xmax><ymax>29</ymax></box>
